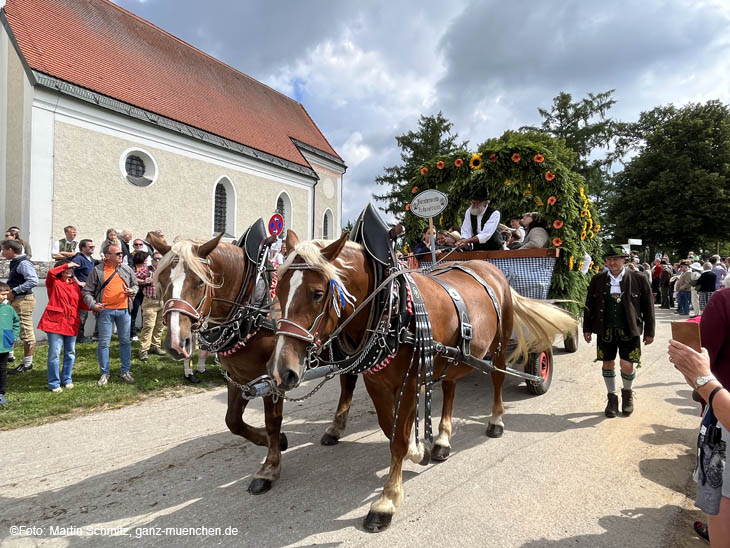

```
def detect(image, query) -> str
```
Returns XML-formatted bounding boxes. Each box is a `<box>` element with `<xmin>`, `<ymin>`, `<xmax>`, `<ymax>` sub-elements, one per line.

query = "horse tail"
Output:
<box><xmin>506</xmin><ymin>288</ymin><xmax>579</xmax><ymax>365</ymax></box>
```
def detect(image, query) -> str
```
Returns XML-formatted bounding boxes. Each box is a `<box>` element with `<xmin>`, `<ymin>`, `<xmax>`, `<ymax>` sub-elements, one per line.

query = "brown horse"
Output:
<box><xmin>267</xmin><ymin>230</ymin><xmax>577</xmax><ymax>532</ymax></box>
<box><xmin>149</xmin><ymin>231</ymin><xmax>290</xmax><ymax>494</ymax></box>
<box><xmin>148</xmin><ymin>230</ymin><xmax>362</xmax><ymax>493</ymax></box>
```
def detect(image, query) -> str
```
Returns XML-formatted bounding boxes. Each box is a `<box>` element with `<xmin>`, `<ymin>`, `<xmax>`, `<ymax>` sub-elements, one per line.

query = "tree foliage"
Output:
<box><xmin>606</xmin><ymin>100</ymin><xmax>730</xmax><ymax>257</ymax></box>
<box><xmin>374</xmin><ymin>112</ymin><xmax>466</xmax><ymax>219</ymax></box>
<box><xmin>522</xmin><ymin>90</ymin><xmax>619</xmax><ymax>207</ymax></box>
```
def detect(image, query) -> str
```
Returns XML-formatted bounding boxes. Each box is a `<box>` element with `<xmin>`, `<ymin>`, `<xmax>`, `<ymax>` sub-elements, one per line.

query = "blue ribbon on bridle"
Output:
<box><xmin>330</xmin><ymin>279</ymin><xmax>356</xmax><ymax>318</ymax></box>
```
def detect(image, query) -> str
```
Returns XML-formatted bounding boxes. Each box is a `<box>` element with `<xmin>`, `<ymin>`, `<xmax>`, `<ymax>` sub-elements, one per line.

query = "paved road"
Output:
<box><xmin>0</xmin><ymin>307</ymin><xmax>707</xmax><ymax>547</ymax></box>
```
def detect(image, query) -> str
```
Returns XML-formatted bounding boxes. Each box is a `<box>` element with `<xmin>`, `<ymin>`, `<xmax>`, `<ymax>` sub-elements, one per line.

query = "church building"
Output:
<box><xmin>0</xmin><ymin>0</ymin><xmax>345</xmax><ymax>261</ymax></box>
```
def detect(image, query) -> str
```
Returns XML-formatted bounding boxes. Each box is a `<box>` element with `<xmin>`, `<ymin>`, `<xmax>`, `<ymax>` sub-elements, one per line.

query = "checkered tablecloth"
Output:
<box><xmin>418</xmin><ymin>257</ymin><xmax>556</xmax><ymax>299</ymax></box>
<box><xmin>485</xmin><ymin>257</ymin><xmax>556</xmax><ymax>299</ymax></box>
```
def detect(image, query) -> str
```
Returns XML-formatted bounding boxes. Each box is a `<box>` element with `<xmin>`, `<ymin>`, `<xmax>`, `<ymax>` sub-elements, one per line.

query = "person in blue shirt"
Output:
<box><xmin>71</xmin><ymin>239</ymin><xmax>98</xmax><ymax>342</ymax></box>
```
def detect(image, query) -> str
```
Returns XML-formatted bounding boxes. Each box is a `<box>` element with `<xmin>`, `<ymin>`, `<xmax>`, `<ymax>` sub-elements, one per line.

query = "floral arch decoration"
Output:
<box><xmin>406</xmin><ymin>131</ymin><xmax>603</xmax><ymax>311</ymax></box>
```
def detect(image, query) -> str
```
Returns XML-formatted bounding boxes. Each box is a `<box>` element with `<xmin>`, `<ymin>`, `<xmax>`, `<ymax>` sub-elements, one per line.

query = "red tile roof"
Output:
<box><xmin>3</xmin><ymin>0</ymin><xmax>341</xmax><ymax>169</ymax></box>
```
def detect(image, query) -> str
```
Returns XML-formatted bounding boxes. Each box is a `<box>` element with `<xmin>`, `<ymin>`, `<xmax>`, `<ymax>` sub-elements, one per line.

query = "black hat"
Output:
<box><xmin>604</xmin><ymin>245</ymin><xmax>628</xmax><ymax>259</ymax></box>
<box><xmin>470</xmin><ymin>191</ymin><xmax>489</xmax><ymax>201</ymax></box>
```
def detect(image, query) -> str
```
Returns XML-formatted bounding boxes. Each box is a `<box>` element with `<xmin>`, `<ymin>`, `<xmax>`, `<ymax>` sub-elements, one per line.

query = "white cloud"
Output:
<box><xmin>341</xmin><ymin>132</ymin><xmax>371</xmax><ymax>167</ymax></box>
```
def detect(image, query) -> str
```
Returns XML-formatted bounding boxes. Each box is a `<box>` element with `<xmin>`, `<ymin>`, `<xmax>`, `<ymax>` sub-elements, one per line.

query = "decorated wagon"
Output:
<box><xmin>405</xmin><ymin>130</ymin><xmax>604</xmax><ymax>394</ymax></box>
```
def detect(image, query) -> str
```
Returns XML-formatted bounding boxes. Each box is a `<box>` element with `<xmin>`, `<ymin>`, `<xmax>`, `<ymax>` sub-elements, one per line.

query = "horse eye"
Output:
<box><xmin>196</xmin><ymin>279</ymin><xmax>205</xmax><ymax>289</ymax></box>
<box><xmin>312</xmin><ymin>290</ymin><xmax>325</xmax><ymax>302</ymax></box>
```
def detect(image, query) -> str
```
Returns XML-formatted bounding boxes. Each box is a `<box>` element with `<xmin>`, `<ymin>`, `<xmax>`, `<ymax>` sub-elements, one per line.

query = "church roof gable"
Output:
<box><xmin>3</xmin><ymin>0</ymin><xmax>342</xmax><ymax>170</ymax></box>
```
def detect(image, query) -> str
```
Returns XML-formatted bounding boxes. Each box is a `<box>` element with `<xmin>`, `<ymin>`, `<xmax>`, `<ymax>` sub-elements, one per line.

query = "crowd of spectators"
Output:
<box><xmin>0</xmin><ymin>225</ymin><xmax>211</xmax><ymax>404</ymax></box>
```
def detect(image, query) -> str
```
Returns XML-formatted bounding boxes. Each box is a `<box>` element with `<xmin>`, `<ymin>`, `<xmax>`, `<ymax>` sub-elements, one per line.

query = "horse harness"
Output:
<box><xmin>161</xmin><ymin>219</ymin><xmax>277</xmax><ymax>356</ymax></box>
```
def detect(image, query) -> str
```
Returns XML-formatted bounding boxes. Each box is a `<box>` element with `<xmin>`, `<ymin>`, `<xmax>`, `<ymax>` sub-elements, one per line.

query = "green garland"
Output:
<box><xmin>405</xmin><ymin>131</ymin><xmax>603</xmax><ymax>315</ymax></box>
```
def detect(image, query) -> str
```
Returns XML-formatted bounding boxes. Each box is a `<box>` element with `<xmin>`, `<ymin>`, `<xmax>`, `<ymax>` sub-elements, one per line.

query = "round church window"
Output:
<box><xmin>119</xmin><ymin>148</ymin><xmax>158</xmax><ymax>187</ymax></box>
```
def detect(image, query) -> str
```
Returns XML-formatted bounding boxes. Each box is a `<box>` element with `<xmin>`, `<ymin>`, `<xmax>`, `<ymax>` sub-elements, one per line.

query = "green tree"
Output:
<box><xmin>522</xmin><ymin>90</ymin><xmax>619</xmax><ymax>207</ymax></box>
<box><xmin>607</xmin><ymin>100</ymin><xmax>730</xmax><ymax>257</ymax></box>
<box><xmin>374</xmin><ymin>112</ymin><xmax>467</xmax><ymax>219</ymax></box>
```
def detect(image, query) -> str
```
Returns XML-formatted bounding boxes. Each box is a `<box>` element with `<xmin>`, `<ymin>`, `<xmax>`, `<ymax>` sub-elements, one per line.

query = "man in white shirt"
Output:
<box><xmin>456</xmin><ymin>194</ymin><xmax>503</xmax><ymax>251</ymax></box>
<box><xmin>51</xmin><ymin>225</ymin><xmax>78</xmax><ymax>260</ymax></box>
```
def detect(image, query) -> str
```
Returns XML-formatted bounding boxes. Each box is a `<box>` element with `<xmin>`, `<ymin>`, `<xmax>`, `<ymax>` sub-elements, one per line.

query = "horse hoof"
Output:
<box><xmin>320</xmin><ymin>432</ymin><xmax>340</xmax><ymax>446</ymax></box>
<box><xmin>363</xmin><ymin>511</ymin><xmax>392</xmax><ymax>533</ymax></box>
<box><xmin>418</xmin><ymin>444</ymin><xmax>431</xmax><ymax>466</ymax></box>
<box><xmin>486</xmin><ymin>423</ymin><xmax>504</xmax><ymax>438</ymax></box>
<box><xmin>431</xmin><ymin>444</ymin><xmax>450</xmax><ymax>461</ymax></box>
<box><xmin>247</xmin><ymin>478</ymin><xmax>273</xmax><ymax>495</ymax></box>
<box><xmin>279</xmin><ymin>433</ymin><xmax>288</xmax><ymax>452</ymax></box>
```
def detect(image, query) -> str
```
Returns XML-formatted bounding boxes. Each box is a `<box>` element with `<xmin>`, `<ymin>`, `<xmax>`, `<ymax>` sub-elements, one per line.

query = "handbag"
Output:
<box><xmin>694</xmin><ymin>386</ymin><xmax>727</xmax><ymax>515</ymax></box>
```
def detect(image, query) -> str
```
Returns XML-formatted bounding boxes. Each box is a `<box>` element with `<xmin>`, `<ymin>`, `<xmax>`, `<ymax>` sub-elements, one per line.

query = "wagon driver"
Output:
<box><xmin>583</xmin><ymin>245</ymin><xmax>655</xmax><ymax>418</ymax></box>
<box><xmin>456</xmin><ymin>192</ymin><xmax>503</xmax><ymax>250</ymax></box>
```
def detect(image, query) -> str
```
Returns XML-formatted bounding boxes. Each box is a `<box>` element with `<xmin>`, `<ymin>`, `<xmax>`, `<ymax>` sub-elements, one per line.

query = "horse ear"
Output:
<box><xmin>146</xmin><ymin>231</ymin><xmax>170</xmax><ymax>255</ymax></box>
<box><xmin>197</xmin><ymin>232</ymin><xmax>224</xmax><ymax>258</ymax></box>
<box><xmin>321</xmin><ymin>232</ymin><xmax>349</xmax><ymax>263</ymax></box>
<box><xmin>285</xmin><ymin>230</ymin><xmax>299</xmax><ymax>253</ymax></box>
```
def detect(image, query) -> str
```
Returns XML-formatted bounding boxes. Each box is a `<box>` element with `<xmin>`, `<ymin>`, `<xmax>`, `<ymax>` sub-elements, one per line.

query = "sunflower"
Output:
<box><xmin>578</xmin><ymin>261</ymin><xmax>585</xmax><ymax>271</ymax></box>
<box><xmin>420</xmin><ymin>167</ymin><xmax>428</xmax><ymax>175</ymax></box>
<box><xmin>469</xmin><ymin>153</ymin><xmax>483</xmax><ymax>170</ymax></box>
<box><xmin>579</xmin><ymin>187</ymin><xmax>586</xmax><ymax>198</ymax></box>
<box><xmin>594</xmin><ymin>224</ymin><xmax>601</xmax><ymax>232</ymax></box>
<box><xmin>511</xmin><ymin>153</ymin><xmax>521</xmax><ymax>163</ymax></box>
<box><xmin>580</xmin><ymin>232</ymin><xmax>587</xmax><ymax>240</ymax></box>
<box><xmin>504</xmin><ymin>179</ymin><xmax>512</xmax><ymax>186</ymax></box>
<box><xmin>589</xmin><ymin>232</ymin><xmax>596</xmax><ymax>239</ymax></box>
<box><xmin>436</xmin><ymin>160</ymin><xmax>445</xmax><ymax>170</ymax></box>
<box><xmin>490</xmin><ymin>153</ymin><xmax>498</xmax><ymax>162</ymax></box>
<box><xmin>535</xmin><ymin>198</ymin><xmax>544</xmax><ymax>206</ymax></box>
<box><xmin>533</xmin><ymin>154</ymin><xmax>545</xmax><ymax>163</ymax></box>
<box><xmin>553</xmin><ymin>220</ymin><xmax>564</xmax><ymax>229</ymax></box>
<box><xmin>547</xmin><ymin>196</ymin><xmax>557</xmax><ymax>206</ymax></box>
<box><xmin>568</xmin><ymin>256</ymin><xmax>574</xmax><ymax>270</ymax></box>
<box><xmin>454</xmin><ymin>158</ymin><xmax>464</xmax><ymax>167</ymax></box>
<box><xmin>412</xmin><ymin>186</ymin><xmax>419</xmax><ymax>194</ymax></box>
<box><xmin>552</xmin><ymin>237</ymin><xmax>563</xmax><ymax>247</ymax></box>
<box><xmin>545</xmin><ymin>171</ymin><xmax>556</xmax><ymax>181</ymax></box>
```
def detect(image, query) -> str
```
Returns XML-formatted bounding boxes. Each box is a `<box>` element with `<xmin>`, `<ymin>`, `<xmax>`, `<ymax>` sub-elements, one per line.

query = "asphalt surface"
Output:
<box><xmin>0</xmin><ymin>306</ymin><xmax>708</xmax><ymax>547</ymax></box>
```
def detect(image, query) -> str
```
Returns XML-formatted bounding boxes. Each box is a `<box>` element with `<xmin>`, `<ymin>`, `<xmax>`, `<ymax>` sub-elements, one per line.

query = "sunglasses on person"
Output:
<box><xmin>111</xmin><ymin>252</ymin><xmax>124</xmax><ymax>257</ymax></box>
<box><xmin>133</xmin><ymin>243</ymin><xmax>144</xmax><ymax>247</ymax></box>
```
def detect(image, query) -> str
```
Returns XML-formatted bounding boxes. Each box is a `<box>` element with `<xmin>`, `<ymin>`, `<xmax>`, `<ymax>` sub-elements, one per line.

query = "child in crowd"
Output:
<box><xmin>0</xmin><ymin>281</ymin><xmax>21</xmax><ymax>405</ymax></box>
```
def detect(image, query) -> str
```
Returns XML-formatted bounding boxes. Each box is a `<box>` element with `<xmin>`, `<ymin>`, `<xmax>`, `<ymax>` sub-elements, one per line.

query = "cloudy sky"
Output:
<box><xmin>117</xmin><ymin>0</ymin><xmax>730</xmax><ymax>225</ymax></box>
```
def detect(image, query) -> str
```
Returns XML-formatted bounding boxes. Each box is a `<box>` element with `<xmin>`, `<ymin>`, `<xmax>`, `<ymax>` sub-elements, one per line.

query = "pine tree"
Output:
<box><xmin>374</xmin><ymin>112</ymin><xmax>467</xmax><ymax>219</ymax></box>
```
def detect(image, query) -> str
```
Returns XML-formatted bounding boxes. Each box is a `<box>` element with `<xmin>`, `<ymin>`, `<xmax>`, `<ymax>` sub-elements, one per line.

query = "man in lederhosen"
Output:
<box><xmin>583</xmin><ymin>245</ymin><xmax>655</xmax><ymax>417</ymax></box>
<box><xmin>456</xmin><ymin>193</ymin><xmax>503</xmax><ymax>250</ymax></box>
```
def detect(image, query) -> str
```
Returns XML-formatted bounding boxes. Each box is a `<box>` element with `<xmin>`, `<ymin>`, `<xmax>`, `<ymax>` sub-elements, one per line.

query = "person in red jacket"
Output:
<box><xmin>38</xmin><ymin>262</ymin><xmax>86</xmax><ymax>392</ymax></box>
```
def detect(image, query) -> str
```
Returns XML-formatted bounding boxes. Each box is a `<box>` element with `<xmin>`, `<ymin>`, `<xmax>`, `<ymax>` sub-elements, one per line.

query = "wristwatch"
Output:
<box><xmin>694</xmin><ymin>374</ymin><xmax>717</xmax><ymax>389</ymax></box>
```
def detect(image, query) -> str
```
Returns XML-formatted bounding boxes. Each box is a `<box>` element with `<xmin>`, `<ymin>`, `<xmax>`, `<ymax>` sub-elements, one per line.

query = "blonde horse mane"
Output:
<box><xmin>507</xmin><ymin>289</ymin><xmax>579</xmax><ymax>365</ymax></box>
<box><xmin>154</xmin><ymin>240</ymin><xmax>217</xmax><ymax>289</ymax></box>
<box><xmin>278</xmin><ymin>239</ymin><xmax>360</xmax><ymax>285</ymax></box>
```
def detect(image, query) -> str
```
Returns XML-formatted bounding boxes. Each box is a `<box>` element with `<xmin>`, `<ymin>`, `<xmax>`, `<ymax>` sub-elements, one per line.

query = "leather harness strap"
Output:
<box><xmin>427</xmin><ymin>276</ymin><xmax>473</xmax><ymax>358</ymax></box>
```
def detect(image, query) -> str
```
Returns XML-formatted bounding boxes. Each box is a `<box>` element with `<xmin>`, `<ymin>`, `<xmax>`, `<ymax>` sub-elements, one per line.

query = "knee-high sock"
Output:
<box><xmin>621</xmin><ymin>366</ymin><xmax>636</xmax><ymax>391</ymax></box>
<box><xmin>603</xmin><ymin>369</ymin><xmax>617</xmax><ymax>393</ymax></box>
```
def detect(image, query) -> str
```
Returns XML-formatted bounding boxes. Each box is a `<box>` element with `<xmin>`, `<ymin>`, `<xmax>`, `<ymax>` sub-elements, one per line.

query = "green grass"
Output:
<box><xmin>0</xmin><ymin>339</ymin><xmax>225</xmax><ymax>430</ymax></box>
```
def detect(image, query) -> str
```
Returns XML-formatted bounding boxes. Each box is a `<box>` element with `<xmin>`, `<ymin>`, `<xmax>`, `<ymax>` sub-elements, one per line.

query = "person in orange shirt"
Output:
<box><xmin>82</xmin><ymin>244</ymin><xmax>138</xmax><ymax>387</ymax></box>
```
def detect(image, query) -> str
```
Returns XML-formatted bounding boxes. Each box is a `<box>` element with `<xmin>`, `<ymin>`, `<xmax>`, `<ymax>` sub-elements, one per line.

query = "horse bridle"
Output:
<box><xmin>162</xmin><ymin>257</ymin><xmax>218</xmax><ymax>330</ymax></box>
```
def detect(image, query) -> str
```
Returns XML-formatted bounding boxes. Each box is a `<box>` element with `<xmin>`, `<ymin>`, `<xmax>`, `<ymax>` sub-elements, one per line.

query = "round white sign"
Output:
<box><xmin>410</xmin><ymin>189</ymin><xmax>448</xmax><ymax>219</ymax></box>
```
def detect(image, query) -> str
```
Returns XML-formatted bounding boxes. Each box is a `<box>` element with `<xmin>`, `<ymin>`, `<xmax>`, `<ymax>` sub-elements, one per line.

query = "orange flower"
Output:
<box><xmin>490</xmin><ymin>153</ymin><xmax>498</xmax><ymax>162</ymax></box>
<box><xmin>553</xmin><ymin>220</ymin><xmax>564</xmax><ymax>229</ymax></box>
<box><xmin>534</xmin><ymin>154</ymin><xmax>545</xmax><ymax>163</ymax></box>
<box><xmin>454</xmin><ymin>158</ymin><xmax>464</xmax><ymax>167</ymax></box>
<box><xmin>545</xmin><ymin>171</ymin><xmax>556</xmax><ymax>181</ymax></box>
<box><xmin>420</xmin><ymin>167</ymin><xmax>428</xmax><ymax>175</ymax></box>
<box><xmin>512</xmin><ymin>153</ymin><xmax>521</xmax><ymax>163</ymax></box>
<box><xmin>405</xmin><ymin>204</ymin><xmax>411</xmax><ymax>211</ymax></box>
<box><xmin>436</xmin><ymin>160</ymin><xmax>445</xmax><ymax>170</ymax></box>
<box><xmin>547</xmin><ymin>196</ymin><xmax>557</xmax><ymax>206</ymax></box>
<box><xmin>411</xmin><ymin>186</ymin><xmax>419</xmax><ymax>194</ymax></box>
<box><xmin>552</xmin><ymin>237</ymin><xmax>563</xmax><ymax>247</ymax></box>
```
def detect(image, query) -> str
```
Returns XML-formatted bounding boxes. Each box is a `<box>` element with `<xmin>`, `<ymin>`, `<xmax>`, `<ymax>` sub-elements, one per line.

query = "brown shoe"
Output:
<box><xmin>621</xmin><ymin>389</ymin><xmax>634</xmax><ymax>416</ymax></box>
<box><xmin>138</xmin><ymin>350</ymin><xmax>148</xmax><ymax>361</ymax></box>
<box><xmin>148</xmin><ymin>346</ymin><xmax>165</xmax><ymax>356</ymax></box>
<box><xmin>605</xmin><ymin>393</ymin><xmax>619</xmax><ymax>418</ymax></box>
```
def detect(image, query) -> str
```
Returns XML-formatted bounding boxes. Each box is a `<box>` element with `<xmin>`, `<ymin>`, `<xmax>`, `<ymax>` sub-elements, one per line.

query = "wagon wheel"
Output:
<box><xmin>525</xmin><ymin>349</ymin><xmax>553</xmax><ymax>395</ymax></box>
<box><xmin>563</xmin><ymin>326</ymin><xmax>579</xmax><ymax>353</ymax></box>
